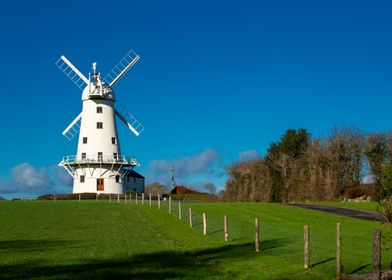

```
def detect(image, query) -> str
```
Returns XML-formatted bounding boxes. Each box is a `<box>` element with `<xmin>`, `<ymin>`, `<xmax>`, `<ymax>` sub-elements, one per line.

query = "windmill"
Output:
<box><xmin>56</xmin><ymin>50</ymin><xmax>144</xmax><ymax>194</ymax></box>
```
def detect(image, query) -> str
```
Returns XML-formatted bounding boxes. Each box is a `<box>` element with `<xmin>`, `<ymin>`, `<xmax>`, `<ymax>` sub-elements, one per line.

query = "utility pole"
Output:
<box><xmin>171</xmin><ymin>163</ymin><xmax>176</xmax><ymax>191</ymax></box>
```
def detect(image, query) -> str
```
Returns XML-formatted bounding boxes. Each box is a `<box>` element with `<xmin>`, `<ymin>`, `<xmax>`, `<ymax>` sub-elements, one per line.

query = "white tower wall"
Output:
<box><xmin>76</xmin><ymin>99</ymin><xmax>121</xmax><ymax>159</ymax></box>
<box><xmin>71</xmin><ymin>98</ymin><xmax>125</xmax><ymax>194</ymax></box>
<box><xmin>73</xmin><ymin>166</ymin><xmax>124</xmax><ymax>194</ymax></box>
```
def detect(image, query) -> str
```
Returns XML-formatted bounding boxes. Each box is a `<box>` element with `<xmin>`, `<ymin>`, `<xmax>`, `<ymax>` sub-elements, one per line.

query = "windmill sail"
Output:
<box><xmin>56</xmin><ymin>55</ymin><xmax>89</xmax><ymax>89</ymax></box>
<box><xmin>104</xmin><ymin>50</ymin><xmax>140</xmax><ymax>87</ymax></box>
<box><xmin>115</xmin><ymin>102</ymin><xmax>144</xmax><ymax>136</ymax></box>
<box><xmin>62</xmin><ymin>113</ymin><xmax>82</xmax><ymax>140</ymax></box>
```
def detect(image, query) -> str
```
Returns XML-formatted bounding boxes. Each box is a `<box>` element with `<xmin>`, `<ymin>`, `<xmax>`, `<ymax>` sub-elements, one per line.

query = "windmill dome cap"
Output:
<box><xmin>82</xmin><ymin>84</ymin><xmax>115</xmax><ymax>101</ymax></box>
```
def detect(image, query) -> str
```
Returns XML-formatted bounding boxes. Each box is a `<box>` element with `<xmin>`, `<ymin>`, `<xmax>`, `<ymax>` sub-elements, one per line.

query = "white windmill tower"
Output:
<box><xmin>56</xmin><ymin>50</ymin><xmax>144</xmax><ymax>194</ymax></box>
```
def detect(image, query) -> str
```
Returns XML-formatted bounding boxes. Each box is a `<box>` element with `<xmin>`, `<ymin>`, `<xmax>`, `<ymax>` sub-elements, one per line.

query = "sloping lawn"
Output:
<box><xmin>0</xmin><ymin>200</ymin><xmax>390</xmax><ymax>279</ymax></box>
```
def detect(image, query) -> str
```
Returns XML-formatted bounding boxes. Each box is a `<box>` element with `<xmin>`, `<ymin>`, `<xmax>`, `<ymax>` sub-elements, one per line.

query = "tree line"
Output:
<box><xmin>224</xmin><ymin>127</ymin><xmax>392</xmax><ymax>202</ymax></box>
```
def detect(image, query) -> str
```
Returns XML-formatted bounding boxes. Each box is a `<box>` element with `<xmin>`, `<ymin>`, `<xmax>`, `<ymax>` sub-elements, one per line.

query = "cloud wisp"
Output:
<box><xmin>0</xmin><ymin>163</ymin><xmax>72</xmax><ymax>198</ymax></box>
<box><xmin>146</xmin><ymin>149</ymin><xmax>223</xmax><ymax>187</ymax></box>
<box><xmin>238</xmin><ymin>150</ymin><xmax>260</xmax><ymax>162</ymax></box>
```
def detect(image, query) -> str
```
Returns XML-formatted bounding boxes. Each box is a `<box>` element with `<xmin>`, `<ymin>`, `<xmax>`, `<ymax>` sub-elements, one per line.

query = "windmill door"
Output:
<box><xmin>97</xmin><ymin>178</ymin><xmax>104</xmax><ymax>191</ymax></box>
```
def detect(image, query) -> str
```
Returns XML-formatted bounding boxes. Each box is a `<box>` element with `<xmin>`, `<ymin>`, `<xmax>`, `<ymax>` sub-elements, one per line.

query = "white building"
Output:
<box><xmin>57</xmin><ymin>51</ymin><xmax>144</xmax><ymax>194</ymax></box>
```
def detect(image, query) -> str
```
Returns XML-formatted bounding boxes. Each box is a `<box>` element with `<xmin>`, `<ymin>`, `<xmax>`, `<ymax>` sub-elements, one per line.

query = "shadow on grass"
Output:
<box><xmin>0</xmin><ymin>238</ymin><xmax>289</xmax><ymax>279</ymax></box>
<box><xmin>311</xmin><ymin>257</ymin><xmax>335</xmax><ymax>268</ymax></box>
<box><xmin>209</xmin><ymin>229</ymin><xmax>224</xmax><ymax>234</ymax></box>
<box><xmin>349</xmin><ymin>264</ymin><xmax>370</xmax><ymax>274</ymax></box>
<box><xmin>0</xmin><ymin>240</ymin><xmax>80</xmax><ymax>254</ymax></box>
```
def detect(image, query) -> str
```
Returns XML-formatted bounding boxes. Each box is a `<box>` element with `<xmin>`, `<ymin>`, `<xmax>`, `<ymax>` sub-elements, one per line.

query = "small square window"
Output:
<box><xmin>80</xmin><ymin>175</ymin><xmax>85</xmax><ymax>183</ymax></box>
<box><xmin>97</xmin><ymin>122</ymin><xmax>103</xmax><ymax>129</ymax></box>
<box><xmin>83</xmin><ymin>137</ymin><xmax>87</xmax><ymax>144</ymax></box>
<box><xmin>115</xmin><ymin>175</ymin><xmax>120</xmax><ymax>183</ymax></box>
<box><xmin>81</xmin><ymin>153</ymin><xmax>86</xmax><ymax>160</ymax></box>
<box><xmin>97</xmin><ymin>107</ymin><xmax>103</xmax><ymax>113</ymax></box>
<box><xmin>113</xmin><ymin>153</ymin><xmax>117</xmax><ymax>160</ymax></box>
<box><xmin>98</xmin><ymin>152</ymin><xmax>103</xmax><ymax>161</ymax></box>
<box><xmin>112</xmin><ymin>137</ymin><xmax>116</xmax><ymax>144</ymax></box>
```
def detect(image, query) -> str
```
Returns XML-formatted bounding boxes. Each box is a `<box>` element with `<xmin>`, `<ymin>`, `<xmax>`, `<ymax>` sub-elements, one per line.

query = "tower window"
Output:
<box><xmin>81</xmin><ymin>153</ymin><xmax>86</xmax><ymax>160</ymax></box>
<box><xmin>97</xmin><ymin>107</ymin><xmax>103</xmax><ymax>113</ymax></box>
<box><xmin>83</xmin><ymin>137</ymin><xmax>87</xmax><ymax>144</ymax></box>
<box><xmin>80</xmin><ymin>175</ymin><xmax>85</xmax><ymax>183</ymax></box>
<box><xmin>98</xmin><ymin>152</ymin><xmax>103</xmax><ymax>161</ymax></box>
<box><xmin>115</xmin><ymin>175</ymin><xmax>120</xmax><ymax>183</ymax></box>
<box><xmin>113</xmin><ymin>153</ymin><xmax>117</xmax><ymax>160</ymax></box>
<box><xmin>97</xmin><ymin>122</ymin><xmax>103</xmax><ymax>129</ymax></box>
<box><xmin>112</xmin><ymin>137</ymin><xmax>116</xmax><ymax>144</ymax></box>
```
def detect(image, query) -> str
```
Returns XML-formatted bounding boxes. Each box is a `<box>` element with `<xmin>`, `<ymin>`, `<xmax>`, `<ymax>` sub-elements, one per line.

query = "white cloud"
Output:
<box><xmin>12</xmin><ymin>163</ymin><xmax>50</xmax><ymax>188</ymax></box>
<box><xmin>239</xmin><ymin>150</ymin><xmax>259</xmax><ymax>162</ymax></box>
<box><xmin>146</xmin><ymin>149</ymin><xmax>222</xmax><ymax>187</ymax></box>
<box><xmin>0</xmin><ymin>163</ymin><xmax>72</xmax><ymax>197</ymax></box>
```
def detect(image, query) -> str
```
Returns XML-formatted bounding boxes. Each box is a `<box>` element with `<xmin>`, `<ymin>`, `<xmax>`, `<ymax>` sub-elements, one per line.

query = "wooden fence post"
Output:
<box><xmin>203</xmin><ymin>212</ymin><xmax>207</xmax><ymax>235</ymax></box>
<box><xmin>158</xmin><ymin>194</ymin><xmax>161</xmax><ymax>209</ymax></box>
<box><xmin>109</xmin><ymin>194</ymin><xmax>111</xmax><ymax>203</ymax></box>
<box><xmin>178</xmin><ymin>201</ymin><xmax>182</xmax><ymax>219</ymax></box>
<box><xmin>169</xmin><ymin>196</ymin><xmax>172</xmax><ymax>214</ymax></box>
<box><xmin>54</xmin><ymin>194</ymin><xmax>56</xmax><ymax>202</ymax></box>
<box><xmin>124</xmin><ymin>194</ymin><xmax>127</xmax><ymax>203</ymax></box>
<box><xmin>304</xmin><ymin>225</ymin><xmax>310</xmax><ymax>269</ymax></box>
<box><xmin>79</xmin><ymin>194</ymin><xmax>81</xmax><ymax>202</ymax></box>
<box><xmin>189</xmin><ymin>208</ymin><xmax>193</xmax><ymax>227</ymax></box>
<box><xmin>255</xmin><ymin>217</ymin><xmax>260</xmax><ymax>252</ymax></box>
<box><xmin>136</xmin><ymin>193</ymin><xmax>138</xmax><ymax>204</ymax></box>
<box><xmin>336</xmin><ymin>223</ymin><xmax>341</xmax><ymax>280</ymax></box>
<box><xmin>96</xmin><ymin>194</ymin><xmax>98</xmax><ymax>202</ymax></box>
<box><xmin>142</xmin><ymin>193</ymin><xmax>145</xmax><ymax>205</ymax></box>
<box><xmin>224</xmin><ymin>215</ymin><xmax>229</xmax><ymax>242</ymax></box>
<box><xmin>149</xmin><ymin>193</ymin><xmax>152</xmax><ymax>206</ymax></box>
<box><xmin>129</xmin><ymin>194</ymin><xmax>131</xmax><ymax>204</ymax></box>
<box><xmin>117</xmin><ymin>194</ymin><xmax>120</xmax><ymax>203</ymax></box>
<box><xmin>373</xmin><ymin>229</ymin><xmax>381</xmax><ymax>279</ymax></box>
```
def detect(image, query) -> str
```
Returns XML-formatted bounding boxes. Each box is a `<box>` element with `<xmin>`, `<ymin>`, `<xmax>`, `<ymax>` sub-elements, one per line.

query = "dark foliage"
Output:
<box><xmin>224</xmin><ymin>127</ymin><xmax>391</xmax><ymax>202</ymax></box>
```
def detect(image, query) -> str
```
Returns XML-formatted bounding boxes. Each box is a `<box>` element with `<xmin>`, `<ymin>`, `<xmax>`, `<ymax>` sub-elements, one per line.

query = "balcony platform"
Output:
<box><xmin>59</xmin><ymin>155</ymin><xmax>139</xmax><ymax>167</ymax></box>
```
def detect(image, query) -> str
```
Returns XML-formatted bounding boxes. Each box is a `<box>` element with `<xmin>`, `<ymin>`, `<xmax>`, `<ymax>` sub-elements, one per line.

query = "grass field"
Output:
<box><xmin>0</xmin><ymin>200</ymin><xmax>391</xmax><ymax>279</ymax></box>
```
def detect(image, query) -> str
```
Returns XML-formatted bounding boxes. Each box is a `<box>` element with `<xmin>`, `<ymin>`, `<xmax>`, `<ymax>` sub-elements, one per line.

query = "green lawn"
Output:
<box><xmin>0</xmin><ymin>200</ymin><xmax>390</xmax><ymax>279</ymax></box>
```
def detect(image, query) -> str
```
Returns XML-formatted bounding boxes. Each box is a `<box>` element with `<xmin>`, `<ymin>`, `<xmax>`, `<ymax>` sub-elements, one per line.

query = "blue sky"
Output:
<box><xmin>0</xmin><ymin>1</ymin><xmax>391</xmax><ymax>198</ymax></box>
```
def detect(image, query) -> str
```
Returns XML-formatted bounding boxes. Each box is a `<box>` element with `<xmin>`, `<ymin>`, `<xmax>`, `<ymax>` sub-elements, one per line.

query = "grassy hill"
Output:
<box><xmin>0</xmin><ymin>200</ymin><xmax>390</xmax><ymax>279</ymax></box>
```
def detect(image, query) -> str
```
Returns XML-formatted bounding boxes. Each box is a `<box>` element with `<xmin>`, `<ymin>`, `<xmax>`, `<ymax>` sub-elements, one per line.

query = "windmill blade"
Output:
<box><xmin>55</xmin><ymin>55</ymin><xmax>89</xmax><ymax>89</ymax></box>
<box><xmin>62</xmin><ymin>113</ymin><xmax>82</xmax><ymax>140</ymax></box>
<box><xmin>115</xmin><ymin>102</ymin><xmax>144</xmax><ymax>136</ymax></box>
<box><xmin>104</xmin><ymin>50</ymin><xmax>140</xmax><ymax>87</ymax></box>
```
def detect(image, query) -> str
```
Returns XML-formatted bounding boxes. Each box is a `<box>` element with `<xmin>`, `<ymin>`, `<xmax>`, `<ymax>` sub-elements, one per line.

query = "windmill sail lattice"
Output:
<box><xmin>115</xmin><ymin>101</ymin><xmax>145</xmax><ymax>136</ymax></box>
<box><xmin>104</xmin><ymin>50</ymin><xmax>140</xmax><ymax>86</ymax></box>
<box><xmin>55</xmin><ymin>56</ymin><xmax>88</xmax><ymax>89</ymax></box>
<box><xmin>62</xmin><ymin>113</ymin><xmax>82</xmax><ymax>141</ymax></box>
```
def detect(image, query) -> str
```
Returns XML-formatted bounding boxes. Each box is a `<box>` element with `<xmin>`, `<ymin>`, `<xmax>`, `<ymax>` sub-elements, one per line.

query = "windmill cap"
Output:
<box><xmin>82</xmin><ymin>83</ymin><xmax>115</xmax><ymax>101</ymax></box>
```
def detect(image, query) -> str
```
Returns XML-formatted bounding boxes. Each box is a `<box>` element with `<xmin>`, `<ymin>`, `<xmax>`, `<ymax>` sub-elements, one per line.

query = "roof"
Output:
<box><xmin>127</xmin><ymin>170</ymin><xmax>145</xmax><ymax>179</ymax></box>
<box><xmin>170</xmin><ymin>186</ymin><xmax>207</xmax><ymax>195</ymax></box>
